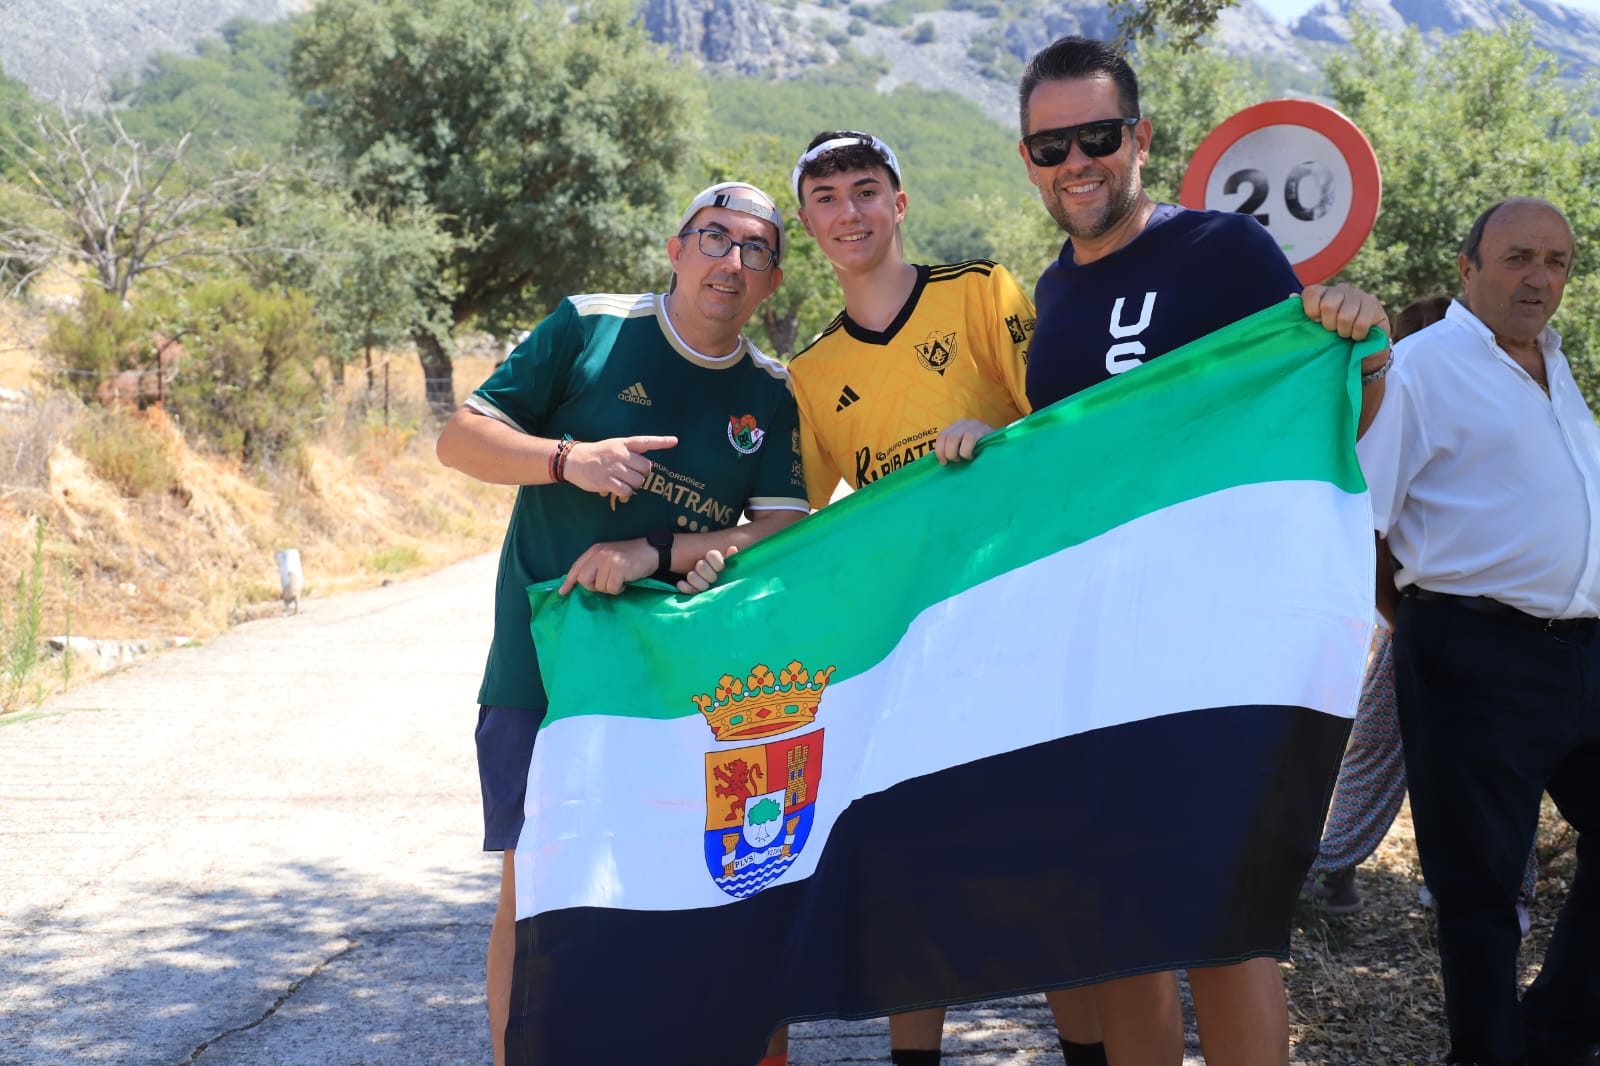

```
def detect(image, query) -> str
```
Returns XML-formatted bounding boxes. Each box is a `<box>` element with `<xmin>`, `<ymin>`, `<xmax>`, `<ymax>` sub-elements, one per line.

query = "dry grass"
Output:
<box><xmin>0</xmin><ymin>296</ymin><xmax>509</xmax><ymax>707</ymax></box>
<box><xmin>0</xmin><ymin>296</ymin><xmax>48</xmax><ymax>394</ymax></box>
<box><xmin>70</xmin><ymin>406</ymin><xmax>181</xmax><ymax>496</ymax></box>
<box><xmin>1286</xmin><ymin>797</ymin><xmax>1577</xmax><ymax>1065</ymax></box>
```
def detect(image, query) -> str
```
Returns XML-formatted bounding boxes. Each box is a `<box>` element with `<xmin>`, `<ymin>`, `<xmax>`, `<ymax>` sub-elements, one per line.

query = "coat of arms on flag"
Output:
<box><xmin>695</xmin><ymin>661</ymin><xmax>833</xmax><ymax>898</ymax></box>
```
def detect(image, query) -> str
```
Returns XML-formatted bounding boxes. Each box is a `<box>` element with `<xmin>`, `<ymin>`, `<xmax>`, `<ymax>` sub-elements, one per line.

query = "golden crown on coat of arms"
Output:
<box><xmin>692</xmin><ymin>660</ymin><xmax>835</xmax><ymax>741</ymax></box>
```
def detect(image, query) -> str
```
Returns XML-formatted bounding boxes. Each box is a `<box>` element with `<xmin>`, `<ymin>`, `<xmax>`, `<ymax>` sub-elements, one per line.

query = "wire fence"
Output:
<box><xmin>6</xmin><ymin>362</ymin><xmax>477</xmax><ymax>420</ymax></box>
<box><xmin>0</xmin><ymin>366</ymin><xmax>468</xmax><ymax>505</ymax></box>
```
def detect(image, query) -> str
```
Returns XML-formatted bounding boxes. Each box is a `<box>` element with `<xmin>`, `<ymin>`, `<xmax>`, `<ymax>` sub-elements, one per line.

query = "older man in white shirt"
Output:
<box><xmin>1358</xmin><ymin>197</ymin><xmax>1600</xmax><ymax>1066</ymax></box>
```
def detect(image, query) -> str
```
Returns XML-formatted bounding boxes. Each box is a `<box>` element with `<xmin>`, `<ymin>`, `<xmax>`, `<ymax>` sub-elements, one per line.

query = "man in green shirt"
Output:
<box><xmin>437</xmin><ymin>181</ymin><xmax>809</xmax><ymax>1066</ymax></box>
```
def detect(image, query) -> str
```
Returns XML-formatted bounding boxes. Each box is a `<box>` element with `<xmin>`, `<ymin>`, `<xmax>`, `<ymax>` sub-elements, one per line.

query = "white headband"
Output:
<box><xmin>790</xmin><ymin>134</ymin><xmax>903</xmax><ymax>202</ymax></box>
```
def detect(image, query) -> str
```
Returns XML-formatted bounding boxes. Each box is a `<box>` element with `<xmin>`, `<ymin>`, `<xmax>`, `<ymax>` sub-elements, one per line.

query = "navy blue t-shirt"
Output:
<box><xmin>1026</xmin><ymin>204</ymin><xmax>1301</xmax><ymax>408</ymax></box>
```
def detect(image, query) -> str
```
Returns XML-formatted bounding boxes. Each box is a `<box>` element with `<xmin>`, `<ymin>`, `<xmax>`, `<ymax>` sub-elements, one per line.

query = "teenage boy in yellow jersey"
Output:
<box><xmin>783</xmin><ymin>129</ymin><xmax>1109</xmax><ymax>1066</ymax></box>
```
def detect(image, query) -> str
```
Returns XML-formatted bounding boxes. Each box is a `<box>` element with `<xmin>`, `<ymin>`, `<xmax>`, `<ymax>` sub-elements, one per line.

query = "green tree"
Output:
<box><xmin>1112</xmin><ymin>0</ymin><xmax>1241</xmax><ymax>51</ymax></box>
<box><xmin>0</xmin><ymin>69</ymin><xmax>31</xmax><ymax>165</ymax></box>
<box><xmin>244</xmin><ymin>175</ymin><xmax>460</xmax><ymax>390</ymax></box>
<box><xmin>1560</xmin><ymin>270</ymin><xmax>1600</xmax><ymax>406</ymax></box>
<box><xmin>1132</xmin><ymin>36</ymin><xmax>1266</xmax><ymax>205</ymax></box>
<box><xmin>1326</xmin><ymin>18</ymin><xmax>1596</xmax><ymax>312</ymax></box>
<box><xmin>0</xmin><ymin>178</ymin><xmax>49</xmax><ymax>295</ymax></box>
<box><xmin>304</xmin><ymin>205</ymin><xmax>460</xmax><ymax>393</ymax></box>
<box><xmin>1324</xmin><ymin>17</ymin><xmax>1600</xmax><ymax>403</ymax></box>
<box><xmin>967</xmin><ymin>193</ymin><xmax>1059</xmax><ymax>296</ymax></box>
<box><xmin>291</xmin><ymin>0</ymin><xmax>701</xmax><ymax>415</ymax></box>
<box><xmin>159</xmin><ymin>276</ymin><xmax>328</xmax><ymax>464</ymax></box>
<box><xmin>115</xmin><ymin>18</ymin><xmax>303</xmax><ymax>161</ymax></box>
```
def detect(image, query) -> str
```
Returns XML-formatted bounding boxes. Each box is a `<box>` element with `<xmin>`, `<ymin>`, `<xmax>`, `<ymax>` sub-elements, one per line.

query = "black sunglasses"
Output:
<box><xmin>1022</xmin><ymin>118</ymin><xmax>1140</xmax><ymax>166</ymax></box>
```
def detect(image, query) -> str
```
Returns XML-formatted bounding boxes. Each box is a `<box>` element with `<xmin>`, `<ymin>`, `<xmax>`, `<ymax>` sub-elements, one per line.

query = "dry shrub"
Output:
<box><xmin>0</xmin><ymin>516</ymin><xmax>47</xmax><ymax>711</ymax></box>
<box><xmin>70</xmin><ymin>408</ymin><xmax>178</xmax><ymax>497</ymax></box>
<box><xmin>165</xmin><ymin>279</ymin><xmax>327</xmax><ymax>465</ymax></box>
<box><xmin>41</xmin><ymin>287</ymin><xmax>153</xmax><ymax>402</ymax></box>
<box><xmin>0</xmin><ymin>393</ymin><xmax>78</xmax><ymax>497</ymax></box>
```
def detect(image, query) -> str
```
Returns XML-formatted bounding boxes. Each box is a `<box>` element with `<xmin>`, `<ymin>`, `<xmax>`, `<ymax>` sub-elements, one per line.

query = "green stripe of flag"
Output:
<box><xmin>529</xmin><ymin>297</ymin><xmax>1384</xmax><ymax>726</ymax></box>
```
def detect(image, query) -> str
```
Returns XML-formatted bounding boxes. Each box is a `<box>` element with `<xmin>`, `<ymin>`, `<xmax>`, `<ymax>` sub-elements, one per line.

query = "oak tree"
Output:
<box><xmin>291</xmin><ymin>0</ymin><xmax>700</xmax><ymax>414</ymax></box>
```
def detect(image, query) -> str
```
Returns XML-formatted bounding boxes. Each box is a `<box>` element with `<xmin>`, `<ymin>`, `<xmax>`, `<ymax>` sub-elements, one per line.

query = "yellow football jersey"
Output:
<box><xmin>789</xmin><ymin>260</ymin><xmax>1036</xmax><ymax>509</ymax></box>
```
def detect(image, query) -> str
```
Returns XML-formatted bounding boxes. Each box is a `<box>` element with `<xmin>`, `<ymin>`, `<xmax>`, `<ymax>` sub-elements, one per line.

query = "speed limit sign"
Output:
<box><xmin>1179</xmin><ymin>99</ymin><xmax>1381</xmax><ymax>285</ymax></box>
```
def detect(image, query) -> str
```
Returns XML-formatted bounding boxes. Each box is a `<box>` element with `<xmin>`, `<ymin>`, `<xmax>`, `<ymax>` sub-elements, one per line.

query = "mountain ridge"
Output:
<box><xmin>3</xmin><ymin>0</ymin><xmax>1596</xmax><ymax>124</ymax></box>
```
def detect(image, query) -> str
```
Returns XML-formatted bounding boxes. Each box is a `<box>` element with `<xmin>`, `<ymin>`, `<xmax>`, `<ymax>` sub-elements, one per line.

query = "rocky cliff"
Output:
<box><xmin>5</xmin><ymin>0</ymin><xmax>1599</xmax><ymax>121</ymax></box>
<box><xmin>1294</xmin><ymin>0</ymin><xmax>1600</xmax><ymax>68</ymax></box>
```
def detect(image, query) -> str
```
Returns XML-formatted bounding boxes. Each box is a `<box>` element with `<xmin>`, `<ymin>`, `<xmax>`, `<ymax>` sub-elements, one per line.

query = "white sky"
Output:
<box><xmin>1255</xmin><ymin>0</ymin><xmax>1600</xmax><ymax>21</ymax></box>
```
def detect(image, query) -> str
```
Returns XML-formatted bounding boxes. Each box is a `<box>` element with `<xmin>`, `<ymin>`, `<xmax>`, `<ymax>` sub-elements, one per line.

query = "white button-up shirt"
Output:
<box><xmin>1357</xmin><ymin>300</ymin><xmax>1600</xmax><ymax>619</ymax></box>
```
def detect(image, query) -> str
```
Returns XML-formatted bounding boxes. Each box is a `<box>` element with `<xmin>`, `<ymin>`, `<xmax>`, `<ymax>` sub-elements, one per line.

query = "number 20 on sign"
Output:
<box><xmin>1180</xmin><ymin>99</ymin><xmax>1381</xmax><ymax>286</ymax></box>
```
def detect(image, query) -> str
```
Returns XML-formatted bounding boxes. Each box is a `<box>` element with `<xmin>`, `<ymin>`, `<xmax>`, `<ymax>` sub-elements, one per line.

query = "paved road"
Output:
<box><xmin>0</xmin><ymin>552</ymin><xmax>1201</xmax><ymax>1065</ymax></box>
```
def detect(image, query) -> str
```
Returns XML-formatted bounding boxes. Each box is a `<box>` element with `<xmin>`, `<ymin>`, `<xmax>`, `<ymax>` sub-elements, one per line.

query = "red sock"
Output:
<box><xmin>757</xmin><ymin>1056</ymin><xmax>786</xmax><ymax>1066</ymax></box>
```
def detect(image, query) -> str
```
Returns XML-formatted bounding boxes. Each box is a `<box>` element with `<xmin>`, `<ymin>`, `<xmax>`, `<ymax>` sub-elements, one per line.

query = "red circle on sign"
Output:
<box><xmin>1180</xmin><ymin>99</ymin><xmax>1380</xmax><ymax>285</ymax></box>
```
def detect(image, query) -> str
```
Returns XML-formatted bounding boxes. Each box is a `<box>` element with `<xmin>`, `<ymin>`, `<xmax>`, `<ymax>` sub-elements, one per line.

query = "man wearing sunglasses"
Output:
<box><xmin>436</xmin><ymin>180</ymin><xmax>808</xmax><ymax>1066</ymax></box>
<box><xmin>1013</xmin><ymin>35</ymin><xmax>1393</xmax><ymax>1066</ymax></box>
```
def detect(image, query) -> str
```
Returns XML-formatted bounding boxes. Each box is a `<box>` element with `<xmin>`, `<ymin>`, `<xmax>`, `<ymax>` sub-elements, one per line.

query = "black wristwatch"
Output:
<box><xmin>645</xmin><ymin>529</ymin><xmax>675</xmax><ymax>582</ymax></box>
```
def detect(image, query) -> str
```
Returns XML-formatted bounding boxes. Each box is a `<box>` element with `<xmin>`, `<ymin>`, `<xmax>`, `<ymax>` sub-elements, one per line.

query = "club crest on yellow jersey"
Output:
<box><xmin>914</xmin><ymin>330</ymin><xmax>957</xmax><ymax>375</ymax></box>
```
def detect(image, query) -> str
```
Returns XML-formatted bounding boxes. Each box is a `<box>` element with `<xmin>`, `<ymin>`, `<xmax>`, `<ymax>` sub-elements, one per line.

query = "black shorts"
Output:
<box><xmin>475</xmin><ymin>703</ymin><xmax>548</xmax><ymax>851</ymax></box>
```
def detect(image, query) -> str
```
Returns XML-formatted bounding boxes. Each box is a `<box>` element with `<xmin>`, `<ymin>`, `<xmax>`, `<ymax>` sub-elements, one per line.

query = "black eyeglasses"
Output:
<box><xmin>680</xmin><ymin>228</ymin><xmax>778</xmax><ymax>271</ymax></box>
<box><xmin>1022</xmin><ymin>118</ymin><xmax>1140</xmax><ymax>166</ymax></box>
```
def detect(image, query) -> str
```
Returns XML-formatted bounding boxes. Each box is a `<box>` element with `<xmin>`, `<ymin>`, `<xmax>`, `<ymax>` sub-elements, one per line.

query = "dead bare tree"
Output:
<box><xmin>0</xmin><ymin>101</ymin><xmax>270</xmax><ymax>299</ymax></box>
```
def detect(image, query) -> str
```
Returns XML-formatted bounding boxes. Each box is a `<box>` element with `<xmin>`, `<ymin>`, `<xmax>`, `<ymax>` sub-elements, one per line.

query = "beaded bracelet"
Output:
<box><xmin>548</xmin><ymin>434</ymin><xmax>576</xmax><ymax>484</ymax></box>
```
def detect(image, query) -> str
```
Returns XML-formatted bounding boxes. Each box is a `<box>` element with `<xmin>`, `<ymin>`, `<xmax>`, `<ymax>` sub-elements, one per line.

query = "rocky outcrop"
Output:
<box><xmin>640</xmin><ymin>0</ymin><xmax>793</xmax><ymax>75</ymax></box>
<box><xmin>1292</xmin><ymin>0</ymin><xmax>1600</xmax><ymax>69</ymax></box>
<box><xmin>1294</xmin><ymin>0</ymin><xmax>1407</xmax><ymax>43</ymax></box>
<box><xmin>1214</xmin><ymin>0</ymin><xmax>1319</xmax><ymax>68</ymax></box>
<box><xmin>1001</xmin><ymin>8</ymin><xmax>1121</xmax><ymax>61</ymax></box>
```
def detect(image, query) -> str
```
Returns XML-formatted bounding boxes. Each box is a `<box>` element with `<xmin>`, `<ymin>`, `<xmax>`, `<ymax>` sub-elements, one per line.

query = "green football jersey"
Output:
<box><xmin>470</xmin><ymin>292</ymin><xmax>807</xmax><ymax>711</ymax></box>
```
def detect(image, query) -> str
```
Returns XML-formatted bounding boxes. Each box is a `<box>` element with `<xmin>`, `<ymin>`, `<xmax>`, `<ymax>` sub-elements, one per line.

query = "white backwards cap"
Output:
<box><xmin>675</xmin><ymin>181</ymin><xmax>786</xmax><ymax>265</ymax></box>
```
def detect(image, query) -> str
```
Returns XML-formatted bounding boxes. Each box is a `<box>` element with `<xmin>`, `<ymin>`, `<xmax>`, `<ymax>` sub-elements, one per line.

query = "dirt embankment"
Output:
<box><xmin>0</xmin><ymin>295</ymin><xmax>508</xmax><ymax>707</ymax></box>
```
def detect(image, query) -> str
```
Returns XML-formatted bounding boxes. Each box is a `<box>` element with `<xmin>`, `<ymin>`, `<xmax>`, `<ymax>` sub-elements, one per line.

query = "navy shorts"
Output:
<box><xmin>475</xmin><ymin>703</ymin><xmax>548</xmax><ymax>851</ymax></box>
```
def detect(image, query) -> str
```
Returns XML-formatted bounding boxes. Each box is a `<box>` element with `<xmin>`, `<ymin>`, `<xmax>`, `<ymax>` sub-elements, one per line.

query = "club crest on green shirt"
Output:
<box><xmin>727</xmin><ymin>413</ymin><xmax>766</xmax><ymax>454</ymax></box>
